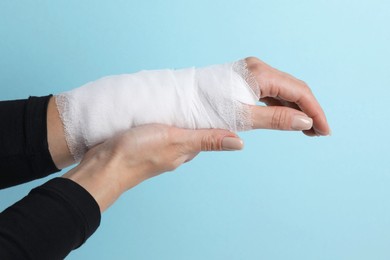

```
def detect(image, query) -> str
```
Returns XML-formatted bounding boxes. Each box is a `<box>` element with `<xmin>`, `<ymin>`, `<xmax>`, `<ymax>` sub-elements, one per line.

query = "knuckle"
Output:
<box><xmin>299</xmin><ymin>79</ymin><xmax>308</xmax><ymax>86</ymax></box>
<box><xmin>245</xmin><ymin>56</ymin><xmax>260</xmax><ymax>64</ymax></box>
<box><xmin>245</xmin><ymin>57</ymin><xmax>265</xmax><ymax>74</ymax></box>
<box><xmin>271</xmin><ymin>108</ymin><xmax>289</xmax><ymax>130</ymax></box>
<box><xmin>263</xmin><ymin>72</ymin><xmax>279</xmax><ymax>97</ymax></box>
<box><xmin>200</xmin><ymin>135</ymin><xmax>222</xmax><ymax>151</ymax></box>
<box><xmin>248</xmin><ymin>61</ymin><xmax>263</xmax><ymax>75</ymax></box>
<box><xmin>299</xmin><ymin>80</ymin><xmax>312</xmax><ymax>93</ymax></box>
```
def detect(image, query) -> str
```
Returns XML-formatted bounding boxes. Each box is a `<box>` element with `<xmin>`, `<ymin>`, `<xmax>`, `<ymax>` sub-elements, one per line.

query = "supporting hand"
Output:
<box><xmin>62</xmin><ymin>124</ymin><xmax>242</xmax><ymax>212</ymax></box>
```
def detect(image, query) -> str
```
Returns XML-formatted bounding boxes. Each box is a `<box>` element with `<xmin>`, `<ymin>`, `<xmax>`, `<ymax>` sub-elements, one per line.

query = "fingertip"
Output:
<box><xmin>313</xmin><ymin>125</ymin><xmax>331</xmax><ymax>136</ymax></box>
<box><xmin>304</xmin><ymin>125</ymin><xmax>332</xmax><ymax>137</ymax></box>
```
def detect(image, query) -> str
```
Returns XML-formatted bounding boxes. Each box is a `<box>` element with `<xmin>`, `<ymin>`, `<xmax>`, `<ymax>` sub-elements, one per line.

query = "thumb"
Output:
<box><xmin>251</xmin><ymin>105</ymin><xmax>313</xmax><ymax>131</ymax></box>
<box><xmin>182</xmin><ymin>128</ymin><xmax>244</xmax><ymax>153</ymax></box>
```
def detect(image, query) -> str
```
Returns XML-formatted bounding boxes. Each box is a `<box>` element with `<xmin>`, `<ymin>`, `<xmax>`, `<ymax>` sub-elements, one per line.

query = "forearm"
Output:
<box><xmin>0</xmin><ymin>97</ymin><xmax>102</xmax><ymax>258</ymax></box>
<box><xmin>0</xmin><ymin>96</ymin><xmax>59</xmax><ymax>189</ymax></box>
<box><xmin>0</xmin><ymin>178</ymin><xmax>100</xmax><ymax>259</ymax></box>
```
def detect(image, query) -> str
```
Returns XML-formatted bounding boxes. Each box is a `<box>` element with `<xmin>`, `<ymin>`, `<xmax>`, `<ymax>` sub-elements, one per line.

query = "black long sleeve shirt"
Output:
<box><xmin>0</xmin><ymin>96</ymin><xmax>101</xmax><ymax>259</ymax></box>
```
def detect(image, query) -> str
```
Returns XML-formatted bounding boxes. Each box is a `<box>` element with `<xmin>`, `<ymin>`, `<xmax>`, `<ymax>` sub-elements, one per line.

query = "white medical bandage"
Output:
<box><xmin>56</xmin><ymin>60</ymin><xmax>260</xmax><ymax>162</ymax></box>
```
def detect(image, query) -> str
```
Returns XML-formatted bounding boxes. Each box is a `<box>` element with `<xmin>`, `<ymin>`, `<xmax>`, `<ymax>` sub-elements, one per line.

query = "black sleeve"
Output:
<box><xmin>0</xmin><ymin>177</ymin><xmax>101</xmax><ymax>259</ymax></box>
<box><xmin>0</xmin><ymin>95</ymin><xmax>60</xmax><ymax>189</ymax></box>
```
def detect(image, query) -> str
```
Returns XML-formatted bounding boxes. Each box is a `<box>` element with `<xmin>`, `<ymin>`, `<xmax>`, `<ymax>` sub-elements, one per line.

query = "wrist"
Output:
<box><xmin>47</xmin><ymin>96</ymin><xmax>75</xmax><ymax>169</ymax></box>
<box><xmin>62</xmin><ymin>148</ymin><xmax>141</xmax><ymax>212</ymax></box>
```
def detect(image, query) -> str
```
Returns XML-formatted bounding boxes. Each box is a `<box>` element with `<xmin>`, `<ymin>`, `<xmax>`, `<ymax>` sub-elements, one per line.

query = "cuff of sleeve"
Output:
<box><xmin>26</xmin><ymin>95</ymin><xmax>60</xmax><ymax>178</ymax></box>
<box><xmin>31</xmin><ymin>177</ymin><xmax>101</xmax><ymax>247</ymax></box>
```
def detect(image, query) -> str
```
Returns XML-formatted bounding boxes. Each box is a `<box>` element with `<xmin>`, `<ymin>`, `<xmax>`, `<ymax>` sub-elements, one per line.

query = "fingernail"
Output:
<box><xmin>222</xmin><ymin>137</ymin><xmax>244</xmax><ymax>151</ymax></box>
<box><xmin>292</xmin><ymin>115</ymin><xmax>313</xmax><ymax>130</ymax></box>
<box><xmin>314</xmin><ymin>127</ymin><xmax>332</xmax><ymax>136</ymax></box>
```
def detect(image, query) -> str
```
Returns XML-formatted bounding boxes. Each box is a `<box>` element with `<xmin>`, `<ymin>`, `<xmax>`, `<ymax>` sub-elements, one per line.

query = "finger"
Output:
<box><xmin>251</xmin><ymin>105</ymin><xmax>313</xmax><ymax>131</ymax></box>
<box><xmin>257</xmin><ymin>70</ymin><xmax>330</xmax><ymax>135</ymax></box>
<box><xmin>270</xmin><ymin>77</ymin><xmax>329</xmax><ymax>135</ymax></box>
<box><xmin>295</xmin><ymin>92</ymin><xmax>330</xmax><ymax>136</ymax></box>
<box><xmin>246</xmin><ymin>57</ymin><xmax>330</xmax><ymax>135</ymax></box>
<box><xmin>181</xmin><ymin>129</ymin><xmax>244</xmax><ymax>153</ymax></box>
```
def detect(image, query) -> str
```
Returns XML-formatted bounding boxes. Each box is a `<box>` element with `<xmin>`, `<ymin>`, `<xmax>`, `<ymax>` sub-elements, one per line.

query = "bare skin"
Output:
<box><xmin>62</xmin><ymin>124</ymin><xmax>240</xmax><ymax>212</ymax></box>
<box><xmin>46</xmin><ymin>56</ymin><xmax>330</xmax><ymax>212</ymax></box>
<box><xmin>246</xmin><ymin>57</ymin><xmax>330</xmax><ymax>136</ymax></box>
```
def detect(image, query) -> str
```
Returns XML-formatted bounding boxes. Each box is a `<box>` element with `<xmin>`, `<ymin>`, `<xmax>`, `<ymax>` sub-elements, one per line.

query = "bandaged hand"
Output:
<box><xmin>56</xmin><ymin>57</ymin><xmax>330</xmax><ymax>162</ymax></box>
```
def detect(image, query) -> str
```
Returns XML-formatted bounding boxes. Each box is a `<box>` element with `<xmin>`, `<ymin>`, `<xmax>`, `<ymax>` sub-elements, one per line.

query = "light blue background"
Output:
<box><xmin>1</xmin><ymin>0</ymin><xmax>389</xmax><ymax>259</ymax></box>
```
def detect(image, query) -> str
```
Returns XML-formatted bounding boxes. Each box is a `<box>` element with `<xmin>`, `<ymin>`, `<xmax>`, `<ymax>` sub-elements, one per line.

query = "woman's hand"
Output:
<box><xmin>246</xmin><ymin>57</ymin><xmax>330</xmax><ymax>136</ymax></box>
<box><xmin>62</xmin><ymin>124</ymin><xmax>242</xmax><ymax>212</ymax></box>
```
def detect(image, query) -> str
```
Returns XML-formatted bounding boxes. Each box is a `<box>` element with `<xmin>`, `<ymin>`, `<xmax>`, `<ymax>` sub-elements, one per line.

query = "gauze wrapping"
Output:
<box><xmin>56</xmin><ymin>60</ymin><xmax>260</xmax><ymax>162</ymax></box>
